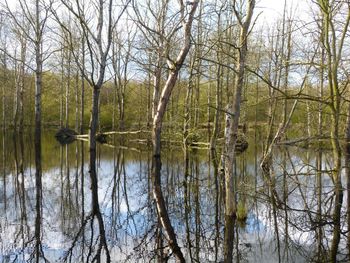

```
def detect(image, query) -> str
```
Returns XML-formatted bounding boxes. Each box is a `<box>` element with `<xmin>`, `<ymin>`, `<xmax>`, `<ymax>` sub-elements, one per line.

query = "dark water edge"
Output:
<box><xmin>0</xmin><ymin>129</ymin><xmax>348</xmax><ymax>262</ymax></box>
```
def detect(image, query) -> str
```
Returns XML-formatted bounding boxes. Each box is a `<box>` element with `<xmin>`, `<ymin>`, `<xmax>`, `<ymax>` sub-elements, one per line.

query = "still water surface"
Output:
<box><xmin>0</xmin><ymin>130</ymin><xmax>348</xmax><ymax>262</ymax></box>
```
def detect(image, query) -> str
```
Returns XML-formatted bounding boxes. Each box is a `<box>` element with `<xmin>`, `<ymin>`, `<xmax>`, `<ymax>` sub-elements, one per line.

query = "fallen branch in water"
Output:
<box><xmin>102</xmin><ymin>130</ymin><xmax>151</xmax><ymax>135</ymax></box>
<box><xmin>74</xmin><ymin>130</ymin><xmax>150</xmax><ymax>138</ymax></box>
<box><xmin>277</xmin><ymin>136</ymin><xmax>330</xmax><ymax>146</ymax></box>
<box><xmin>75</xmin><ymin>134</ymin><xmax>89</xmax><ymax>138</ymax></box>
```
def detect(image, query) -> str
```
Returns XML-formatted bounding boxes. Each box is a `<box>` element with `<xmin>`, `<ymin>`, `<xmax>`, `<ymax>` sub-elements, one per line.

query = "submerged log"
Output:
<box><xmin>55</xmin><ymin>128</ymin><xmax>78</xmax><ymax>138</ymax></box>
<box><xmin>235</xmin><ymin>133</ymin><xmax>248</xmax><ymax>153</ymax></box>
<box><xmin>96</xmin><ymin>133</ymin><xmax>108</xmax><ymax>144</ymax></box>
<box><xmin>55</xmin><ymin>128</ymin><xmax>78</xmax><ymax>145</ymax></box>
<box><xmin>55</xmin><ymin>129</ymin><xmax>109</xmax><ymax>145</ymax></box>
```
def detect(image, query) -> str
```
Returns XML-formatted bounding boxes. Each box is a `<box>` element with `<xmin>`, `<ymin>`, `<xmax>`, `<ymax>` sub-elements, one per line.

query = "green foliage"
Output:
<box><xmin>0</xmin><ymin>64</ymin><xmax>349</xmax><ymax>139</ymax></box>
<box><xmin>42</xmin><ymin>72</ymin><xmax>61</xmax><ymax>125</ymax></box>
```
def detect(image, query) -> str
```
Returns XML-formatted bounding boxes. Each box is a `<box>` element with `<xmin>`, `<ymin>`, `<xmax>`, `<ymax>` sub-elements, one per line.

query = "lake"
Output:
<box><xmin>0</xmin><ymin>130</ymin><xmax>348</xmax><ymax>262</ymax></box>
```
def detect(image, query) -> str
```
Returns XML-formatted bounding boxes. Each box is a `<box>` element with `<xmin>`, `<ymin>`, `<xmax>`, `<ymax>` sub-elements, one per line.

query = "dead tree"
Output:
<box><xmin>53</xmin><ymin>1</ymin><xmax>130</xmax><ymax>261</ymax></box>
<box><xmin>223</xmin><ymin>1</ymin><xmax>255</xmax><ymax>262</ymax></box>
<box><xmin>149</xmin><ymin>1</ymin><xmax>199</xmax><ymax>262</ymax></box>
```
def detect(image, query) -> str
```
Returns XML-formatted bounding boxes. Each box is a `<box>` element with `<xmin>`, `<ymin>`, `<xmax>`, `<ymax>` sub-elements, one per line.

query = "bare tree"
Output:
<box><xmin>0</xmin><ymin>12</ymin><xmax>9</xmax><ymax>131</ymax></box>
<box><xmin>317</xmin><ymin>1</ymin><xmax>350</xmax><ymax>261</ymax></box>
<box><xmin>53</xmin><ymin>1</ymin><xmax>130</xmax><ymax>261</ymax></box>
<box><xmin>222</xmin><ymin>1</ymin><xmax>255</xmax><ymax>262</ymax></box>
<box><xmin>3</xmin><ymin>0</ymin><xmax>51</xmax><ymax>261</ymax></box>
<box><xmin>149</xmin><ymin>1</ymin><xmax>199</xmax><ymax>262</ymax></box>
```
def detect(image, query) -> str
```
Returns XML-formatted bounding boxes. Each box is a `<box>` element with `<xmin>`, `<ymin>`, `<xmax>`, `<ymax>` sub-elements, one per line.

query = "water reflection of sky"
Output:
<box><xmin>245</xmin><ymin>212</ymin><xmax>266</xmax><ymax>234</ymax></box>
<box><xmin>0</xmin><ymin>132</ymin><xmax>348</xmax><ymax>262</ymax></box>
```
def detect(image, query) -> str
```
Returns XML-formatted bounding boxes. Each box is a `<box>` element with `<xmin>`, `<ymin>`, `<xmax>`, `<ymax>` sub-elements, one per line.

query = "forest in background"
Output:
<box><xmin>0</xmin><ymin>0</ymin><xmax>348</xmax><ymax>140</ymax></box>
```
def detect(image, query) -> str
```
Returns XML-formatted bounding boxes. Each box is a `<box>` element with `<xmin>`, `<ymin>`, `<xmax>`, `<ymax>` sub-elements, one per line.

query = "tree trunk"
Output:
<box><xmin>152</xmin><ymin>155</ymin><xmax>185</xmax><ymax>263</ymax></box>
<box><xmin>89</xmin><ymin>88</ymin><xmax>100</xmax><ymax>211</ymax></box>
<box><xmin>329</xmin><ymin>110</ymin><xmax>343</xmax><ymax>263</ymax></box>
<box><xmin>88</xmin><ymin>86</ymin><xmax>110</xmax><ymax>262</ymax></box>
<box><xmin>19</xmin><ymin>40</ymin><xmax>25</xmax><ymax>131</ymax></box>
<box><xmin>151</xmin><ymin>2</ymin><xmax>198</xmax><ymax>261</ymax></box>
<box><xmin>346</xmin><ymin>104</ymin><xmax>350</xmax><ymax>256</ymax></box>
<box><xmin>224</xmin><ymin>1</ymin><xmax>253</xmax><ymax>221</ymax></box>
<box><xmin>34</xmin><ymin>1</ymin><xmax>43</xmax><ymax>261</ymax></box>
<box><xmin>152</xmin><ymin>59</ymin><xmax>162</xmax><ymax>121</ymax></box>
<box><xmin>210</xmin><ymin>63</ymin><xmax>221</xmax><ymax>150</ymax></box>
<box><xmin>13</xmin><ymin>60</ymin><xmax>19</xmax><ymax>131</ymax></box>
<box><xmin>224</xmin><ymin>1</ymin><xmax>255</xmax><ymax>262</ymax></box>
<box><xmin>75</xmin><ymin>72</ymin><xmax>79</xmax><ymax>131</ymax></box>
<box><xmin>80</xmin><ymin>36</ymin><xmax>85</xmax><ymax>134</ymax></box>
<box><xmin>60</xmin><ymin>46</ymin><xmax>64</xmax><ymax>129</ymax></box>
<box><xmin>183</xmin><ymin>56</ymin><xmax>194</xmax><ymax>146</ymax></box>
<box><xmin>153</xmin><ymin>69</ymin><xmax>183</xmax><ymax>155</ymax></box>
<box><xmin>2</xmin><ymin>51</ymin><xmax>6</xmax><ymax>130</ymax></box>
<box><xmin>65</xmin><ymin>49</ymin><xmax>71</xmax><ymax>128</ymax></box>
<box><xmin>319</xmin><ymin>3</ymin><xmax>349</xmax><ymax>259</ymax></box>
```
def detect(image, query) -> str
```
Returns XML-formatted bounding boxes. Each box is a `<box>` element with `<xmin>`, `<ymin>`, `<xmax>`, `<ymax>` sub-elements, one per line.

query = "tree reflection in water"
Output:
<box><xmin>0</xmin><ymin>131</ymin><xmax>350</xmax><ymax>262</ymax></box>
